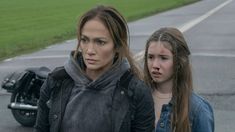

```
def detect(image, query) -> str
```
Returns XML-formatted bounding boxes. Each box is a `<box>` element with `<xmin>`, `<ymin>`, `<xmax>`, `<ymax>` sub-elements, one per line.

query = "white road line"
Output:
<box><xmin>3</xmin><ymin>55</ymin><xmax>68</xmax><ymax>62</ymax></box>
<box><xmin>179</xmin><ymin>0</ymin><xmax>233</xmax><ymax>32</ymax></box>
<box><xmin>134</xmin><ymin>0</ymin><xmax>233</xmax><ymax>62</ymax></box>
<box><xmin>3</xmin><ymin>0</ymin><xmax>233</xmax><ymax>63</ymax></box>
<box><xmin>192</xmin><ymin>53</ymin><xmax>235</xmax><ymax>58</ymax></box>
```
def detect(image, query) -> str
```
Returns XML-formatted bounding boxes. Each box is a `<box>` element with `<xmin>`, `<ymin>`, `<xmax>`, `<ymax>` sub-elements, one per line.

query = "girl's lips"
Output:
<box><xmin>152</xmin><ymin>71</ymin><xmax>161</xmax><ymax>75</ymax></box>
<box><xmin>151</xmin><ymin>71</ymin><xmax>161</xmax><ymax>78</ymax></box>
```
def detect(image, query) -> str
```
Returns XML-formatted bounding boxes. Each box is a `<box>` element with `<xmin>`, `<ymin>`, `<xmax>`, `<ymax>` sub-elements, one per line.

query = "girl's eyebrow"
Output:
<box><xmin>147</xmin><ymin>52</ymin><xmax>171</xmax><ymax>57</ymax></box>
<box><xmin>147</xmin><ymin>52</ymin><xmax>154</xmax><ymax>55</ymax></box>
<box><xmin>159</xmin><ymin>54</ymin><xmax>171</xmax><ymax>56</ymax></box>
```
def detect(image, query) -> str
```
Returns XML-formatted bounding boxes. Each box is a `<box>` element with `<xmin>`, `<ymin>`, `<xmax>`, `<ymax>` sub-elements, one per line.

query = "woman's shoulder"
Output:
<box><xmin>128</xmin><ymin>76</ymin><xmax>152</xmax><ymax>100</ymax></box>
<box><xmin>130</xmin><ymin>76</ymin><xmax>150</xmax><ymax>91</ymax></box>
<box><xmin>48</xmin><ymin>66</ymin><xmax>70</xmax><ymax>80</ymax></box>
<box><xmin>44</xmin><ymin>66</ymin><xmax>71</xmax><ymax>90</ymax></box>
<box><xmin>119</xmin><ymin>70</ymin><xmax>150</xmax><ymax>94</ymax></box>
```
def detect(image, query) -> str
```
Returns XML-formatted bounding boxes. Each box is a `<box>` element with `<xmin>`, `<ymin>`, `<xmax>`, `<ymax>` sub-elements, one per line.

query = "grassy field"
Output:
<box><xmin>0</xmin><ymin>0</ymin><xmax>198</xmax><ymax>60</ymax></box>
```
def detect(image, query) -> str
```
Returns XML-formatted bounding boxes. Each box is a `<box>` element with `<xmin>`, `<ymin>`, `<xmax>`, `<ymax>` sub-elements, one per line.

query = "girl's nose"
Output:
<box><xmin>152</xmin><ymin>59</ymin><xmax>160</xmax><ymax>70</ymax></box>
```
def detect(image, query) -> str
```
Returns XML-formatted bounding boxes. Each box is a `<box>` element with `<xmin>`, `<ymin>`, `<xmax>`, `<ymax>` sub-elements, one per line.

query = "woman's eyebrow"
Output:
<box><xmin>80</xmin><ymin>35</ymin><xmax>88</xmax><ymax>38</ymax></box>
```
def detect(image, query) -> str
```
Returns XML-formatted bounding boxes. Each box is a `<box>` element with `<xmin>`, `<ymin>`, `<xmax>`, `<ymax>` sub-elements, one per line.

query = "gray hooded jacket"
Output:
<box><xmin>34</xmin><ymin>52</ymin><xmax>155</xmax><ymax>132</ymax></box>
<box><xmin>61</xmin><ymin>52</ymin><xmax>130</xmax><ymax>132</ymax></box>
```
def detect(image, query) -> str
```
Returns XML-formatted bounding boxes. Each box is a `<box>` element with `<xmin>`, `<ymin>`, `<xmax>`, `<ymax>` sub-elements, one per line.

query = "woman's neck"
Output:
<box><xmin>86</xmin><ymin>69</ymin><xmax>101</xmax><ymax>80</ymax></box>
<box><xmin>85</xmin><ymin>62</ymin><xmax>113</xmax><ymax>81</ymax></box>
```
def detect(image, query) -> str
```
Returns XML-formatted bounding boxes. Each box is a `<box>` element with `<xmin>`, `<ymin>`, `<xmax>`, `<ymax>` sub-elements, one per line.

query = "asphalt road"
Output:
<box><xmin>1</xmin><ymin>0</ymin><xmax>235</xmax><ymax>131</ymax></box>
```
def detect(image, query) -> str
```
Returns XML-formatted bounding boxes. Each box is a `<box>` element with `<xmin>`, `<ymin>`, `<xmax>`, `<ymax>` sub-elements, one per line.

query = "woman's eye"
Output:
<box><xmin>80</xmin><ymin>38</ymin><xmax>88</xmax><ymax>44</ymax></box>
<box><xmin>96</xmin><ymin>40</ymin><xmax>106</xmax><ymax>45</ymax></box>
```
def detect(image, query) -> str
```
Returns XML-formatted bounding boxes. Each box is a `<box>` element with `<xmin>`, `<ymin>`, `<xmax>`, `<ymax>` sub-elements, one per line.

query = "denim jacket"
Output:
<box><xmin>155</xmin><ymin>92</ymin><xmax>214</xmax><ymax>132</ymax></box>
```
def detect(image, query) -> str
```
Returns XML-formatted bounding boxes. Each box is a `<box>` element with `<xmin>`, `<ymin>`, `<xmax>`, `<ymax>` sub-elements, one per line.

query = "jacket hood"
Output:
<box><xmin>64</xmin><ymin>51</ymin><xmax>130</xmax><ymax>90</ymax></box>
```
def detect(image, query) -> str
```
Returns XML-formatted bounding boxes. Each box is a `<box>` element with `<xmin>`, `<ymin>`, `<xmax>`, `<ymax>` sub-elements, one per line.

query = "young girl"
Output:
<box><xmin>144</xmin><ymin>27</ymin><xmax>214</xmax><ymax>132</ymax></box>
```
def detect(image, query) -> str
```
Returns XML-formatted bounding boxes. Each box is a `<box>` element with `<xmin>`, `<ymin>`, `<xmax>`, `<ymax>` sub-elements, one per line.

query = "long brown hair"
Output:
<box><xmin>144</xmin><ymin>27</ymin><xmax>192</xmax><ymax>132</ymax></box>
<box><xmin>74</xmin><ymin>5</ymin><xmax>142</xmax><ymax>79</ymax></box>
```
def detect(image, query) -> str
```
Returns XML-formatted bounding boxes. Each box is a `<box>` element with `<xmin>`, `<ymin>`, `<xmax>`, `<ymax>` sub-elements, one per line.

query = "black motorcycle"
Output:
<box><xmin>1</xmin><ymin>66</ymin><xmax>50</xmax><ymax>127</ymax></box>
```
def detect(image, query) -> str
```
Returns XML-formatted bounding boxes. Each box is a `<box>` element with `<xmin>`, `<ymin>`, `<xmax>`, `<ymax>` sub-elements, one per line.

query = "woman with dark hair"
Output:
<box><xmin>143</xmin><ymin>27</ymin><xmax>214</xmax><ymax>132</ymax></box>
<box><xmin>34</xmin><ymin>5</ymin><xmax>155</xmax><ymax>132</ymax></box>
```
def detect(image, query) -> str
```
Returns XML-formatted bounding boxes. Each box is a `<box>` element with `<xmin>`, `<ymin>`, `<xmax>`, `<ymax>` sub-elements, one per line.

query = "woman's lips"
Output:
<box><xmin>86</xmin><ymin>58</ymin><xmax>97</xmax><ymax>64</ymax></box>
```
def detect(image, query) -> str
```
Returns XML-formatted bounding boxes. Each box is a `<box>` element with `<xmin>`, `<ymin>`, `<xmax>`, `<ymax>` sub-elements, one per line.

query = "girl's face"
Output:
<box><xmin>80</xmin><ymin>19</ymin><xmax>115</xmax><ymax>76</ymax></box>
<box><xmin>147</xmin><ymin>41</ymin><xmax>174</xmax><ymax>85</ymax></box>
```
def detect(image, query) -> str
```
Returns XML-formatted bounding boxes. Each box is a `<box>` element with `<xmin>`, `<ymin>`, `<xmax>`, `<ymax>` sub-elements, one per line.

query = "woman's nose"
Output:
<box><xmin>86</xmin><ymin>43</ymin><xmax>96</xmax><ymax>55</ymax></box>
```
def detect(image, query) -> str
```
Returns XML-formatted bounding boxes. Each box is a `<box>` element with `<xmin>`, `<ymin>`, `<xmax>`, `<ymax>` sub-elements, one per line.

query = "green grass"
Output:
<box><xmin>0</xmin><ymin>0</ymin><xmax>198</xmax><ymax>60</ymax></box>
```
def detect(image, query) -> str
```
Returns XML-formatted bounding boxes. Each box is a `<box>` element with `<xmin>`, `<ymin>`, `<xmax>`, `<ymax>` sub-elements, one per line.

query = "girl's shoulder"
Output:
<box><xmin>189</xmin><ymin>92</ymin><xmax>214</xmax><ymax>120</ymax></box>
<box><xmin>190</xmin><ymin>92</ymin><xmax>212</xmax><ymax>109</ymax></box>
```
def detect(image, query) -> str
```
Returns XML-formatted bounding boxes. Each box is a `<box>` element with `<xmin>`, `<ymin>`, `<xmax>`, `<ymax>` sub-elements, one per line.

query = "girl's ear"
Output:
<box><xmin>115</xmin><ymin>52</ymin><xmax>119</xmax><ymax>59</ymax></box>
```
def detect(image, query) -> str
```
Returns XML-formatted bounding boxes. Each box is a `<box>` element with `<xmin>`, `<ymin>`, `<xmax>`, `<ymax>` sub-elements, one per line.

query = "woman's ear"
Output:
<box><xmin>112</xmin><ymin>52</ymin><xmax>119</xmax><ymax>64</ymax></box>
<box><xmin>78</xmin><ymin>47</ymin><xmax>82</xmax><ymax>52</ymax></box>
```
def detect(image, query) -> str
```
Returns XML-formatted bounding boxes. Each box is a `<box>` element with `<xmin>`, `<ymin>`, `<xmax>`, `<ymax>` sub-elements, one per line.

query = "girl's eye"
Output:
<box><xmin>147</xmin><ymin>55</ymin><xmax>154</xmax><ymax>60</ymax></box>
<box><xmin>161</xmin><ymin>56</ymin><xmax>170</xmax><ymax>60</ymax></box>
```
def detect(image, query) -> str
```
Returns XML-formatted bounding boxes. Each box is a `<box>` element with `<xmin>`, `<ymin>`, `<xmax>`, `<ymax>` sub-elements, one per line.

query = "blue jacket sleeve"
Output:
<box><xmin>192</xmin><ymin>99</ymin><xmax>214</xmax><ymax>132</ymax></box>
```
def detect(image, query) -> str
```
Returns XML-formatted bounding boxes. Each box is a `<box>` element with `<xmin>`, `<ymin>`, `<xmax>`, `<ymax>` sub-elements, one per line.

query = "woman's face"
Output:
<box><xmin>80</xmin><ymin>19</ymin><xmax>115</xmax><ymax>75</ymax></box>
<box><xmin>147</xmin><ymin>41</ymin><xmax>174</xmax><ymax>85</ymax></box>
